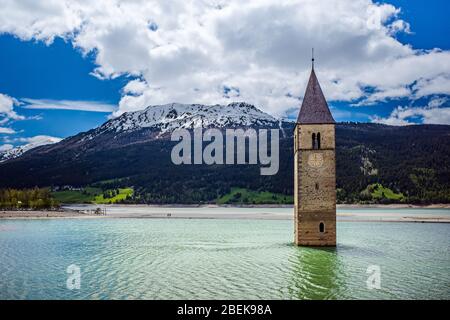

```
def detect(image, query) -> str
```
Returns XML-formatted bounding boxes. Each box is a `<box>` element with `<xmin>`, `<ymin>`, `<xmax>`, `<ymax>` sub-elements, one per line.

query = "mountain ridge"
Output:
<box><xmin>0</xmin><ymin>102</ymin><xmax>283</xmax><ymax>163</ymax></box>
<box><xmin>85</xmin><ymin>101</ymin><xmax>281</xmax><ymax>140</ymax></box>
<box><xmin>0</xmin><ymin>103</ymin><xmax>449</xmax><ymax>204</ymax></box>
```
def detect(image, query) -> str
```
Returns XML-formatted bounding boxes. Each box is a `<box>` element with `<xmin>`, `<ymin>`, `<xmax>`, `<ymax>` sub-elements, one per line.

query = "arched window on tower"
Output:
<box><xmin>312</xmin><ymin>133</ymin><xmax>316</xmax><ymax>149</ymax></box>
<box><xmin>317</xmin><ymin>132</ymin><xmax>321</xmax><ymax>149</ymax></box>
<box><xmin>319</xmin><ymin>222</ymin><xmax>325</xmax><ymax>233</ymax></box>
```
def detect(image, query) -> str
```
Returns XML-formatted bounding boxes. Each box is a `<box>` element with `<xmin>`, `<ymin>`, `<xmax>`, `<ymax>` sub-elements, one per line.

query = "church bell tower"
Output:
<box><xmin>294</xmin><ymin>57</ymin><xmax>336</xmax><ymax>246</ymax></box>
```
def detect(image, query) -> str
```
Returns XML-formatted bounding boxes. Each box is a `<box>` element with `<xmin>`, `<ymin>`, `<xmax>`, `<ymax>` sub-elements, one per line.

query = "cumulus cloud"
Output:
<box><xmin>122</xmin><ymin>79</ymin><xmax>148</xmax><ymax>96</ymax></box>
<box><xmin>21</xmin><ymin>99</ymin><xmax>117</xmax><ymax>112</ymax></box>
<box><xmin>413</xmin><ymin>75</ymin><xmax>450</xmax><ymax>98</ymax></box>
<box><xmin>0</xmin><ymin>144</ymin><xmax>13</xmax><ymax>152</ymax></box>
<box><xmin>2</xmin><ymin>134</ymin><xmax>61</xmax><ymax>147</ymax></box>
<box><xmin>0</xmin><ymin>0</ymin><xmax>82</xmax><ymax>44</ymax></box>
<box><xmin>371</xmin><ymin>98</ymin><xmax>450</xmax><ymax>125</ymax></box>
<box><xmin>0</xmin><ymin>0</ymin><xmax>449</xmax><ymax>118</ymax></box>
<box><xmin>17</xmin><ymin>135</ymin><xmax>62</xmax><ymax>145</ymax></box>
<box><xmin>388</xmin><ymin>19</ymin><xmax>411</xmax><ymax>35</ymax></box>
<box><xmin>0</xmin><ymin>135</ymin><xmax>62</xmax><ymax>159</ymax></box>
<box><xmin>0</xmin><ymin>93</ymin><xmax>24</xmax><ymax>122</ymax></box>
<box><xmin>0</xmin><ymin>127</ymin><xmax>16</xmax><ymax>134</ymax></box>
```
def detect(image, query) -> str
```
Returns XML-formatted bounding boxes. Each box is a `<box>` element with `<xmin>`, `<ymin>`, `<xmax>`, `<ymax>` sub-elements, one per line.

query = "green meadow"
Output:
<box><xmin>217</xmin><ymin>187</ymin><xmax>293</xmax><ymax>205</ymax></box>
<box><xmin>361</xmin><ymin>183</ymin><xmax>405</xmax><ymax>202</ymax></box>
<box><xmin>52</xmin><ymin>187</ymin><xmax>133</xmax><ymax>204</ymax></box>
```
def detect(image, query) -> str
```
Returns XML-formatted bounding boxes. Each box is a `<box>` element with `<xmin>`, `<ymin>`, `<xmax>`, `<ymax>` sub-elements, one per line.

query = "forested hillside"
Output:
<box><xmin>0</xmin><ymin>121</ymin><xmax>449</xmax><ymax>204</ymax></box>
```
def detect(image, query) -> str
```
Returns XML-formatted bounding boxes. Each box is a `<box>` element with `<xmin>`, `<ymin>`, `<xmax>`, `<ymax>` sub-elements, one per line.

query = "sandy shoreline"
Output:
<box><xmin>53</xmin><ymin>203</ymin><xmax>450</xmax><ymax>209</ymax></box>
<box><xmin>337</xmin><ymin>203</ymin><xmax>450</xmax><ymax>209</ymax></box>
<box><xmin>0</xmin><ymin>209</ymin><xmax>97</xmax><ymax>219</ymax></box>
<box><xmin>0</xmin><ymin>204</ymin><xmax>449</xmax><ymax>223</ymax></box>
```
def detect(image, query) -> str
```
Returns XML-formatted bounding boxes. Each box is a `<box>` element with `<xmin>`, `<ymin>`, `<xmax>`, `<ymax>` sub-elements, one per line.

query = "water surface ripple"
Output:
<box><xmin>0</xmin><ymin>218</ymin><xmax>449</xmax><ymax>299</ymax></box>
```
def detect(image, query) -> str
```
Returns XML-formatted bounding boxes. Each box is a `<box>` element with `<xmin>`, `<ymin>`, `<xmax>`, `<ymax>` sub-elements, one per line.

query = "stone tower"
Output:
<box><xmin>294</xmin><ymin>62</ymin><xmax>336</xmax><ymax>246</ymax></box>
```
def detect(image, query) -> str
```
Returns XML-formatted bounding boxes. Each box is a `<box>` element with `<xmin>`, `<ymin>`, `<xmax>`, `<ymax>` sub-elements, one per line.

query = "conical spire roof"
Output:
<box><xmin>297</xmin><ymin>68</ymin><xmax>335</xmax><ymax>124</ymax></box>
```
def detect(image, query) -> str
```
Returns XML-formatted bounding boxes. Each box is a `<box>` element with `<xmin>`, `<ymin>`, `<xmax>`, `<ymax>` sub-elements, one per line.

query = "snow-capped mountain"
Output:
<box><xmin>0</xmin><ymin>136</ymin><xmax>62</xmax><ymax>162</ymax></box>
<box><xmin>0</xmin><ymin>102</ymin><xmax>285</xmax><ymax>164</ymax></box>
<box><xmin>84</xmin><ymin>102</ymin><xmax>280</xmax><ymax>141</ymax></box>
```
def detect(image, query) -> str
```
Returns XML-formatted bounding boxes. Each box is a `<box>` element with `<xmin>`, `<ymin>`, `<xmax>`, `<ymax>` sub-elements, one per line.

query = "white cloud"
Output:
<box><xmin>388</xmin><ymin>19</ymin><xmax>411</xmax><ymax>35</ymax></box>
<box><xmin>21</xmin><ymin>99</ymin><xmax>117</xmax><ymax>112</ymax></box>
<box><xmin>0</xmin><ymin>144</ymin><xmax>13</xmax><ymax>152</ymax></box>
<box><xmin>18</xmin><ymin>135</ymin><xmax>62</xmax><ymax>145</ymax></box>
<box><xmin>0</xmin><ymin>0</ymin><xmax>82</xmax><ymax>44</ymax></box>
<box><xmin>0</xmin><ymin>135</ymin><xmax>62</xmax><ymax>161</ymax></box>
<box><xmin>355</xmin><ymin>86</ymin><xmax>411</xmax><ymax>106</ymax></box>
<box><xmin>371</xmin><ymin>98</ymin><xmax>450</xmax><ymax>125</ymax></box>
<box><xmin>2</xmin><ymin>134</ymin><xmax>62</xmax><ymax>145</ymax></box>
<box><xmin>413</xmin><ymin>75</ymin><xmax>450</xmax><ymax>98</ymax></box>
<box><xmin>0</xmin><ymin>0</ymin><xmax>449</xmax><ymax>119</ymax></box>
<box><xmin>0</xmin><ymin>93</ymin><xmax>43</xmax><ymax>135</ymax></box>
<box><xmin>122</xmin><ymin>79</ymin><xmax>148</xmax><ymax>95</ymax></box>
<box><xmin>0</xmin><ymin>127</ymin><xmax>16</xmax><ymax>134</ymax></box>
<box><xmin>427</xmin><ymin>97</ymin><xmax>448</xmax><ymax>108</ymax></box>
<box><xmin>0</xmin><ymin>93</ymin><xmax>24</xmax><ymax>122</ymax></box>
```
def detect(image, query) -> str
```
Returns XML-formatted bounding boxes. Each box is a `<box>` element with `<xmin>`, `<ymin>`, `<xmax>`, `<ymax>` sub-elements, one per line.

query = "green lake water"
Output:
<box><xmin>0</xmin><ymin>217</ymin><xmax>449</xmax><ymax>299</ymax></box>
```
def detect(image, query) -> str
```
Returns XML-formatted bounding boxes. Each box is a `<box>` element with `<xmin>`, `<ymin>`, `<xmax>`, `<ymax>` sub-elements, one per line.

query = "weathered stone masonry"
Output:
<box><xmin>294</xmin><ymin>67</ymin><xmax>336</xmax><ymax>246</ymax></box>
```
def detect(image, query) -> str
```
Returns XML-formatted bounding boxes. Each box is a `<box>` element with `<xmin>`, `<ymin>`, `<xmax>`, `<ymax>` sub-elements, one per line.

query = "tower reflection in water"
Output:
<box><xmin>287</xmin><ymin>246</ymin><xmax>348</xmax><ymax>299</ymax></box>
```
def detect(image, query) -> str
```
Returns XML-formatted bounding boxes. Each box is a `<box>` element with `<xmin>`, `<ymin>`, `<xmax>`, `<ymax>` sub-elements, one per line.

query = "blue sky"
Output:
<box><xmin>0</xmin><ymin>35</ymin><xmax>126</xmax><ymax>138</ymax></box>
<box><xmin>0</xmin><ymin>0</ymin><xmax>449</xmax><ymax>149</ymax></box>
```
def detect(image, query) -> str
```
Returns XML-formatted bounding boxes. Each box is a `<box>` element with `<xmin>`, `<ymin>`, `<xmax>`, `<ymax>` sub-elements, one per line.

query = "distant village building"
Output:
<box><xmin>294</xmin><ymin>58</ymin><xmax>336</xmax><ymax>246</ymax></box>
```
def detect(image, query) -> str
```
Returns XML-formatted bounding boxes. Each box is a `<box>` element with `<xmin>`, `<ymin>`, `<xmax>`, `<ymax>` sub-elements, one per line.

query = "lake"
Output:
<box><xmin>0</xmin><ymin>209</ymin><xmax>449</xmax><ymax>299</ymax></box>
